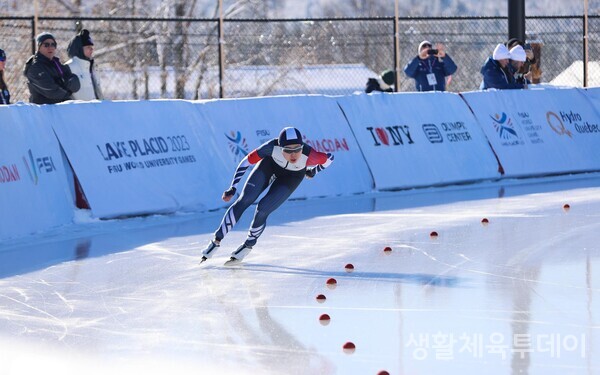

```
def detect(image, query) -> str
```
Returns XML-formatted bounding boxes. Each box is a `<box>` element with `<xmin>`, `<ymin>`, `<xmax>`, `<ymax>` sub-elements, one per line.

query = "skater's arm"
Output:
<box><xmin>222</xmin><ymin>149</ymin><xmax>264</xmax><ymax>201</ymax></box>
<box><xmin>305</xmin><ymin>151</ymin><xmax>334</xmax><ymax>178</ymax></box>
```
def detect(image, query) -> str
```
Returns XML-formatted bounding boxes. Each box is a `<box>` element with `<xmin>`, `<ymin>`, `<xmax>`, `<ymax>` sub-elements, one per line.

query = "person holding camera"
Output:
<box><xmin>508</xmin><ymin>45</ymin><xmax>531</xmax><ymax>86</ymax></box>
<box><xmin>403</xmin><ymin>40</ymin><xmax>457</xmax><ymax>92</ymax></box>
<box><xmin>506</xmin><ymin>38</ymin><xmax>536</xmax><ymax>72</ymax></box>
<box><xmin>23</xmin><ymin>32</ymin><xmax>80</xmax><ymax>104</ymax></box>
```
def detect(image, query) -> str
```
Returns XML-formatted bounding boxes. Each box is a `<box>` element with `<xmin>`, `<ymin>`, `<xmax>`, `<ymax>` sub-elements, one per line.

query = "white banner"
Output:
<box><xmin>336</xmin><ymin>92</ymin><xmax>500</xmax><ymax>190</ymax></box>
<box><xmin>462</xmin><ymin>88</ymin><xmax>600</xmax><ymax>177</ymax></box>
<box><xmin>50</xmin><ymin>100</ymin><xmax>231</xmax><ymax>218</ymax></box>
<box><xmin>0</xmin><ymin>105</ymin><xmax>73</xmax><ymax>240</ymax></box>
<box><xmin>195</xmin><ymin>95</ymin><xmax>373</xmax><ymax>199</ymax></box>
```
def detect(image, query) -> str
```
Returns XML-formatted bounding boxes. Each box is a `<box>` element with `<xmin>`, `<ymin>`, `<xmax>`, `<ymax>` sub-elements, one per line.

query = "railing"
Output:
<box><xmin>0</xmin><ymin>15</ymin><xmax>597</xmax><ymax>102</ymax></box>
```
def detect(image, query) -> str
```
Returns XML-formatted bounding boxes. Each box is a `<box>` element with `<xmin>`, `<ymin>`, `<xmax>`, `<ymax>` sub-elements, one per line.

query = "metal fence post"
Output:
<box><xmin>218</xmin><ymin>0</ymin><xmax>225</xmax><ymax>98</ymax></box>
<box><xmin>30</xmin><ymin>17</ymin><xmax>36</xmax><ymax>55</ymax></box>
<box><xmin>584</xmin><ymin>2</ymin><xmax>589</xmax><ymax>88</ymax></box>
<box><xmin>394</xmin><ymin>0</ymin><xmax>400</xmax><ymax>92</ymax></box>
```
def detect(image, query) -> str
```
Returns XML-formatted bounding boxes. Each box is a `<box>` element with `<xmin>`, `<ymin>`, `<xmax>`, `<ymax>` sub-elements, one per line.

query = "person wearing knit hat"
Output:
<box><xmin>403</xmin><ymin>40</ymin><xmax>457</xmax><ymax>92</ymax></box>
<box><xmin>509</xmin><ymin>45</ymin><xmax>531</xmax><ymax>87</ymax></box>
<box><xmin>509</xmin><ymin>45</ymin><xmax>526</xmax><ymax>62</ymax></box>
<box><xmin>36</xmin><ymin>32</ymin><xmax>56</xmax><ymax>47</ymax></box>
<box><xmin>23</xmin><ymin>31</ymin><xmax>80</xmax><ymax>104</ymax></box>
<box><xmin>480</xmin><ymin>43</ymin><xmax>526</xmax><ymax>90</ymax></box>
<box><xmin>66</xmin><ymin>29</ymin><xmax>103</xmax><ymax>100</ymax></box>
<box><xmin>0</xmin><ymin>48</ymin><xmax>10</xmax><ymax>104</ymax></box>
<box><xmin>199</xmin><ymin>126</ymin><xmax>335</xmax><ymax>265</ymax></box>
<box><xmin>365</xmin><ymin>69</ymin><xmax>395</xmax><ymax>93</ymax></box>
<box><xmin>492</xmin><ymin>44</ymin><xmax>511</xmax><ymax>61</ymax></box>
<box><xmin>506</xmin><ymin>37</ymin><xmax>536</xmax><ymax>64</ymax></box>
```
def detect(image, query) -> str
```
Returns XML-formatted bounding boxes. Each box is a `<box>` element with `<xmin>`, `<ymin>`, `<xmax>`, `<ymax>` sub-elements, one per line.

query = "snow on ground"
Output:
<box><xmin>0</xmin><ymin>174</ymin><xmax>599</xmax><ymax>374</ymax></box>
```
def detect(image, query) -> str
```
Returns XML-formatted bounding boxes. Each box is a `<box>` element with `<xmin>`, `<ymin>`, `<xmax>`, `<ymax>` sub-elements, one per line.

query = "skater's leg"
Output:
<box><xmin>214</xmin><ymin>161</ymin><xmax>271</xmax><ymax>241</ymax></box>
<box><xmin>228</xmin><ymin>176</ymin><xmax>302</xmax><ymax>262</ymax></box>
<box><xmin>243</xmin><ymin>174</ymin><xmax>304</xmax><ymax>248</ymax></box>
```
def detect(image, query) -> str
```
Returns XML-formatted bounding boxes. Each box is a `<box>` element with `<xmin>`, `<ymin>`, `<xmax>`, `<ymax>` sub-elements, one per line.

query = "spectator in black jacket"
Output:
<box><xmin>365</xmin><ymin>70</ymin><xmax>395</xmax><ymax>93</ymax></box>
<box><xmin>0</xmin><ymin>48</ymin><xmax>9</xmax><ymax>105</ymax></box>
<box><xmin>23</xmin><ymin>32</ymin><xmax>80</xmax><ymax>104</ymax></box>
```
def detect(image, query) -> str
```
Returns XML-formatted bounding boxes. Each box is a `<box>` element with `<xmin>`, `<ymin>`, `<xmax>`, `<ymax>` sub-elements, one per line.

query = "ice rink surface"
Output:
<box><xmin>1</xmin><ymin>174</ymin><xmax>599</xmax><ymax>375</ymax></box>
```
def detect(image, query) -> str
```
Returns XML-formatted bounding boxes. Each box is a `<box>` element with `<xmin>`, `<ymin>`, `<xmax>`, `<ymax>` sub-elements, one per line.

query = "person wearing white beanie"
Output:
<box><xmin>493</xmin><ymin>44</ymin><xmax>511</xmax><ymax>61</ymax></box>
<box><xmin>480</xmin><ymin>43</ymin><xmax>526</xmax><ymax>90</ymax></box>
<box><xmin>509</xmin><ymin>45</ymin><xmax>531</xmax><ymax>86</ymax></box>
<box><xmin>509</xmin><ymin>45</ymin><xmax>526</xmax><ymax>62</ymax></box>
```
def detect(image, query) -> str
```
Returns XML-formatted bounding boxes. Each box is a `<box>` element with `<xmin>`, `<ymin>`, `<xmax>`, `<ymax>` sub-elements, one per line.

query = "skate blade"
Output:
<box><xmin>199</xmin><ymin>256</ymin><xmax>208</xmax><ymax>264</ymax></box>
<box><xmin>224</xmin><ymin>257</ymin><xmax>242</xmax><ymax>266</ymax></box>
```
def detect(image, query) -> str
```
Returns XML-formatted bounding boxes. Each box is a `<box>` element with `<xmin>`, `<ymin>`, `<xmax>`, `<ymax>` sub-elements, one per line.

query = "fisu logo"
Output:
<box><xmin>366</xmin><ymin>126</ymin><xmax>414</xmax><ymax>146</ymax></box>
<box><xmin>225</xmin><ymin>131</ymin><xmax>250</xmax><ymax>162</ymax></box>
<box><xmin>22</xmin><ymin>149</ymin><xmax>57</xmax><ymax>185</ymax></box>
<box><xmin>490</xmin><ymin>113</ymin><xmax>519</xmax><ymax>140</ymax></box>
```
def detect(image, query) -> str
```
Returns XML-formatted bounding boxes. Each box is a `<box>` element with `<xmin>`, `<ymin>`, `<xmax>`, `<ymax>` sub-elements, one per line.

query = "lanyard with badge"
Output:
<box><xmin>425</xmin><ymin>58</ymin><xmax>437</xmax><ymax>87</ymax></box>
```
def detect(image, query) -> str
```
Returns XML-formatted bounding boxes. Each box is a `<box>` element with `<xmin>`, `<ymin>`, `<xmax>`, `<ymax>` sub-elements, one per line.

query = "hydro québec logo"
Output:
<box><xmin>366</xmin><ymin>126</ymin><xmax>415</xmax><ymax>146</ymax></box>
<box><xmin>225</xmin><ymin>131</ymin><xmax>250</xmax><ymax>162</ymax></box>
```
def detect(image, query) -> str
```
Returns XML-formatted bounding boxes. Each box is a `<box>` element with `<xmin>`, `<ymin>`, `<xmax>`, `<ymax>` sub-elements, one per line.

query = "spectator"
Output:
<box><xmin>506</xmin><ymin>38</ymin><xmax>536</xmax><ymax>70</ymax></box>
<box><xmin>509</xmin><ymin>45</ymin><xmax>531</xmax><ymax>87</ymax></box>
<box><xmin>23</xmin><ymin>32</ymin><xmax>80</xmax><ymax>104</ymax></box>
<box><xmin>403</xmin><ymin>40</ymin><xmax>457</xmax><ymax>92</ymax></box>
<box><xmin>0</xmin><ymin>49</ymin><xmax>9</xmax><ymax>105</ymax></box>
<box><xmin>480</xmin><ymin>43</ymin><xmax>526</xmax><ymax>90</ymax></box>
<box><xmin>365</xmin><ymin>69</ymin><xmax>395</xmax><ymax>93</ymax></box>
<box><xmin>66</xmin><ymin>29</ymin><xmax>103</xmax><ymax>100</ymax></box>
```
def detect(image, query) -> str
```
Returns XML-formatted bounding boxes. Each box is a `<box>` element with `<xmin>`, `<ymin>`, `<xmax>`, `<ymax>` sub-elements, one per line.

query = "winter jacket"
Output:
<box><xmin>66</xmin><ymin>33</ymin><xmax>103</xmax><ymax>100</ymax></box>
<box><xmin>66</xmin><ymin>56</ymin><xmax>103</xmax><ymax>100</ymax></box>
<box><xmin>479</xmin><ymin>57</ymin><xmax>525</xmax><ymax>90</ymax></box>
<box><xmin>0</xmin><ymin>87</ymin><xmax>8</xmax><ymax>105</ymax></box>
<box><xmin>23</xmin><ymin>52</ymin><xmax>80</xmax><ymax>104</ymax></box>
<box><xmin>365</xmin><ymin>78</ymin><xmax>393</xmax><ymax>94</ymax></box>
<box><xmin>403</xmin><ymin>54</ymin><xmax>457</xmax><ymax>92</ymax></box>
<box><xmin>0</xmin><ymin>73</ymin><xmax>9</xmax><ymax>105</ymax></box>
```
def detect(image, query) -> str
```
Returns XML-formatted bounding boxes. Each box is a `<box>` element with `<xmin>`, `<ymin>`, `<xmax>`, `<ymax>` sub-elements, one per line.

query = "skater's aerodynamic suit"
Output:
<box><xmin>201</xmin><ymin>127</ymin><xmax>334</xmax><ymax>263</ymax></box>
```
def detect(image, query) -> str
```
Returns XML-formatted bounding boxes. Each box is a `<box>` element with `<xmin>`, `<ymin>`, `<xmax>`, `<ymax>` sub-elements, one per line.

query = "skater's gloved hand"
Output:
<box><xmin>305</xmin><ymin>168</ymin><xmax>317</xmax><ymax>179</ymax></box>
<box><xmin>222</xmin><ymin>187</ymin><xmax>236</xmax><ymax>202</ymax></box>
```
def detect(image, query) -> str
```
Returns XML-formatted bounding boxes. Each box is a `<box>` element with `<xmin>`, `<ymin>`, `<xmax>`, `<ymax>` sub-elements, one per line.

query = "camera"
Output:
<box><xmin>427</xmin><ymin>49</ymin><xmax>439</xmax><ymax>55</ymax></box>
<box><xmin>524</xmin><ymin>43</ymin><xmax>532</xmax><ymax>50</ymax></box>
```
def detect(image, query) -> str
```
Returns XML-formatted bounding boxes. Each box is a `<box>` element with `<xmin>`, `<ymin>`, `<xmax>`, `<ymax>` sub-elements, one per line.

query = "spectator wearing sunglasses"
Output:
<box><xmin>0</xmin><ymin>48</ymin><xmax>9</xmax><ymax>104</ymax></box>
<box><xmin>23</xmin><ymin>32</ymin><xmax>80</xmax><ymax>104</ymax></box>
<box><xmin>200</xmin><ymin>126</ymin><xmax>335</xmax><ymax>265</ymax></box>
<box><xmin>66</xmin><ymin>29</ymin><xmax>103</xmax><ymax>100</ymax></box>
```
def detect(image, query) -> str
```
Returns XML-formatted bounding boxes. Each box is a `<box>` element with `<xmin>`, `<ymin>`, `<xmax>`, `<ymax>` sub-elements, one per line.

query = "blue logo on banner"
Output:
<box><xmin>225</xmin><ymin>131</ymin><xmax>250</xmax><ymax>162</ymax></box>
<box><xmin>490</xmin><ymin>113</ymin><xmax>518</xmax><ymax>140</ymax></box>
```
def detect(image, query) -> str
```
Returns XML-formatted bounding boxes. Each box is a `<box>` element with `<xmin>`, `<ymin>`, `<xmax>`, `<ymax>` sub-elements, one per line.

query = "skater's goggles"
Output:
<box><xmin>282</xmin><ymin>145</ymin><xmax>303</xmax><ymax>154</ymax></box>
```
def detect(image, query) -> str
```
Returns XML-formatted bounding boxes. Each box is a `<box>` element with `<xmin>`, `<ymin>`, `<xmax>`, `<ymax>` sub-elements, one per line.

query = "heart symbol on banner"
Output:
<box><xmin>375</xmin><ymin>128</ymin><xmax>389</xmax><ymax>145</ymax></box>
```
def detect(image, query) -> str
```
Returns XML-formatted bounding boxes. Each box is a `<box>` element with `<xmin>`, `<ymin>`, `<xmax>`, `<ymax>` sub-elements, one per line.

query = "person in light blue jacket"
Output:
<box><xmin>403</xmin><ymin>40</ymin><xmax>457</xmax><ymax>92</ymax></box>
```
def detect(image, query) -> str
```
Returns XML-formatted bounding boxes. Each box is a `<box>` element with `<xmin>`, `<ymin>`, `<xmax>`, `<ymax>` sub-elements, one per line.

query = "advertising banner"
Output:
<box><xmin>50</xmin><ymin>100</ymin><xmax>230</xmax><ymax>218</ymax></box>
<box><xmin>462</xmin><ymin>88</ymin><xmax>600</xmax><ymax>176</ymax></box>
<box><xmin>0</xmin><ymin>105</ymin><xmax>73</xmax><ymax>240</ymax></box>
<box><xmin>337</xmin><ymin>92</ymin><xmax>500</xmax><ymax>190</ymax></box>
<box><xmin>195</xmin><ymin>95</ymin><xmax>373</xmax><ymax>199</ymax></box>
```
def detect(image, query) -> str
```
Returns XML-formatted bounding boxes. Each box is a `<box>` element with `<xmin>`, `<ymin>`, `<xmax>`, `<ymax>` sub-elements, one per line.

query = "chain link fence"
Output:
<box><xmin>1</xmin><ymin>16</ymin><xmax>598</xmax><ymax>102</ymax></box>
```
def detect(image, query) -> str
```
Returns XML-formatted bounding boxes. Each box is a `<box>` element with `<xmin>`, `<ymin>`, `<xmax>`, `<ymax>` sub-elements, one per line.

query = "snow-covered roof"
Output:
<box><xmin>549</xmin><ymin>61</ymin><xmax>600</xmax><ymax>88</ymax></box>
<box><xmin>98</xmin><ymin>64</ymin><xmax>379</xmax><ymax>100</ymax></box>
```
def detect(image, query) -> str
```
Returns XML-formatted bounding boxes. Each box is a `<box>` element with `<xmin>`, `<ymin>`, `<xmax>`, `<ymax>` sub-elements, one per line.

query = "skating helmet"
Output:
<box><xmin>278</xmin><ymin>127</ymin><xmax>303</xmax><ymax>147</ymax></box>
